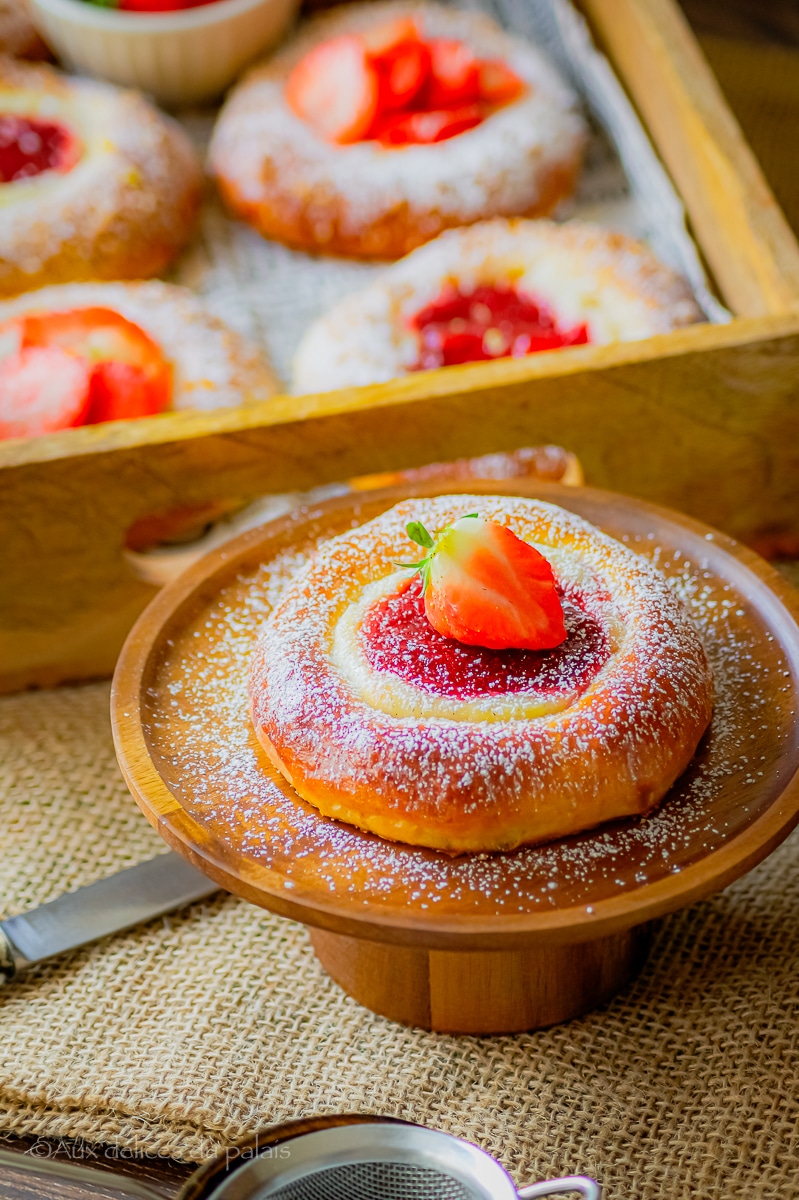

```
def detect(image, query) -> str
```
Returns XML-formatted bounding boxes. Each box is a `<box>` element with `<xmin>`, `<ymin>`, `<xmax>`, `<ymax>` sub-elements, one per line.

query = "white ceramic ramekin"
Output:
<box><xmin>28</xmin><ymin>0</ymin><xmax>300</xmax><ymax>106</ymax></box>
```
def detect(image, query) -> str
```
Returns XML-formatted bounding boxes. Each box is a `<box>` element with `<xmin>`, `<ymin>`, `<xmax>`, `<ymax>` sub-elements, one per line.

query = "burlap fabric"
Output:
<box><xmin>1</xmin><ymin>678</ymin><xmax>797</xmax><ymax>1199</ymax></box>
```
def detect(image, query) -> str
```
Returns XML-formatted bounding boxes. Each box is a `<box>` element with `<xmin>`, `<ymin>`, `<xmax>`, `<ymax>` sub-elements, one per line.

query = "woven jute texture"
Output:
<box><xmin>1</xmin><ymin>681</ymin><xmax>797</xmax><ymax>1199</ymax></box>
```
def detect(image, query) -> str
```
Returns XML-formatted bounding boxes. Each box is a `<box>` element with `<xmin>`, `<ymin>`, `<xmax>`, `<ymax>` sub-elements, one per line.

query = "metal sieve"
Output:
<box><xmin>0</xmin><ymin>1116</ymin><xmax>600</xmax><ymax>1200</ymax></box>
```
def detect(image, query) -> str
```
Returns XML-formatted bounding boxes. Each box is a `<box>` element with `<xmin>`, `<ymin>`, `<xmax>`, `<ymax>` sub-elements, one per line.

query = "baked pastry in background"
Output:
<box><xmin>292</xmin><ymin>218</ymin><xmax>704</xmax><ymax>392</ymax></box>
<box><xmin>351</xmin><ymin>444</ymin><xmax>584</xmax><ymax>492</ymax></box>
<box><xmin>250</xmin><ymin>493</ymin><xmax>714</xmax><ymax>852</ymax></box>
<box><xmin>0</xmin><ymin>57</ymin><xmax>201</xmax><ymax>296</ymax></box>
<box><xmin>210</xmin><ymin>2</ymin><xmax>586</xmax><ymax>260</ymax></box>
<box><xmin>0</xmin><ymin>281</ymin><xmax>278</xmax><ymax>439</ymax></box>
<box><xmin>0</xmin><ymin>0</ymin><xmax>48</xmax><ymax>58</ymax></box>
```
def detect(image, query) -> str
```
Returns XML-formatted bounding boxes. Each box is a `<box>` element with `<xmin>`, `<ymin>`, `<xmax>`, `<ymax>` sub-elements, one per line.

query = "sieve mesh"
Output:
<box><xmin>260</xmin><ymin>1161</ymin><xmax>475</xmax><ymax>1200</ymax></box>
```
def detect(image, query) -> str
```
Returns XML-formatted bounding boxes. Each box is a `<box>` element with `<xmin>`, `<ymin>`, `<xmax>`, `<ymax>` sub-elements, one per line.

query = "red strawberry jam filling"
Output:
<box><xmin>360</xmin><ymin>578</ymin><xmax>609</xmax><ymax>701</ymax></box>
<box><xmin>0</xmin><ymin>115</ymin><xmax>81</xmax><ymax>184</ymax></box>
<box><xmin>286</xmin><ymin>18</ymin><xmax>524</xmax><ymax>147</ymax></box>
<box><xmin>0</xmin><ymin>308</ymin><xmax>171</xmax><ymax>440</ymax></box>
<box><xmin>412</xmin><ymin>283</ymin><xmax>590</xmax><ymax>369</ymax></box>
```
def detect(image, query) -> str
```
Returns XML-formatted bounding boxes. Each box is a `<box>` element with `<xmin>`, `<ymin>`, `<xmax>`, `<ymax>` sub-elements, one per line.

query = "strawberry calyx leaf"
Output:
<box><xmin>406</xmin><ymin>519</ymin><xmax>435</xmax><ymax>550</ymax></box>
<box><xmin>397</xmin><ymin>513</ymin><xmax>479</xmax><ymax>593</ymax></box>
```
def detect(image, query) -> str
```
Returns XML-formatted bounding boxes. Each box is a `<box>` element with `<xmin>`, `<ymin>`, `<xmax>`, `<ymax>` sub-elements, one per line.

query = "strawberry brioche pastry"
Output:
<box><xmin>0</xmin><ymin>282</ymin><xmax>277</xmax><ymax>439</ymax></box>
<box><xmin>249</xmin><ymin>495</ymin><xmax>714</xmax><ymax>852</ymax></box>
<box><xmin>0</xmin><ymin>57</ymin><xmax>201</xmax><ymax>296</ymax></box>
<box><xmin>352</xmin><ymin>444</ymin><xmax>584</xmax><ymax>492</ymax></box>
<box><xmin>210</xmin><ymin>2</ymin><xmax>586</xmax><ymax>260</ymax></box>
<box><xmin>293</xmin><ymin>218</ymin><xmax>704</xmax><ymax>391</ymax></box>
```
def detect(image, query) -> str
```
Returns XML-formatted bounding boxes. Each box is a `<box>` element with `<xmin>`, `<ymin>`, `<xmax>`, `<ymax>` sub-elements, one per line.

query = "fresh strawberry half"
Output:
<box><xmin>2</xmin><ymin>307</ymin><xmax>172</xmax><ymax>432</ymax></box>
<box><xmin>21</xmin><ymin>307</ymin><xmax>163</xmax><ymax>369</ymax></box>
<box><xmin>400</xmin><ymin>514</ymin><xmax>567</xmax><ymax>650</ymax></box>
<box><xmin>0</xmin><ymin>345</ymin><xmax>91</xmax><ymax>440</ymax></box>
<box><xmin>88</xmin><ymin>360</ymin><xmax>170</xmax><ymax>423</ymax></box>
<box><xmin>286</xmin><ymin>34</ymin><xmax>380</xmax><ymax>145</ymax></box>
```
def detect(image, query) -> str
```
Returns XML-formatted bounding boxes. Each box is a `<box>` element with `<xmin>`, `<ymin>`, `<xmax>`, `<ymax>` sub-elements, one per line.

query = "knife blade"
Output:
<box><xmin>0</xmin><ymin>852</ymin><xmax>220</xmax><ymax>982</ymax></box>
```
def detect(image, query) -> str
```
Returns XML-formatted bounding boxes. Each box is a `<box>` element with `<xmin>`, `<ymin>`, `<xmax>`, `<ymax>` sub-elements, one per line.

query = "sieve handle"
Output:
<box><xmin>518</xmin><ymin>1176</ymin><xmax>601</xmax><ymax>1200</ymax></box>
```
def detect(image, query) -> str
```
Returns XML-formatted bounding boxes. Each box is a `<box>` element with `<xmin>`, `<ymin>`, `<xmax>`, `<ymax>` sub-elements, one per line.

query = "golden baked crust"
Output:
<box><xmin>210</xmin><ymin>2</ymin><xmax>586</xmax><ymax>260</ymax></box>
<box><xmin>0</xmin><ymin>57</ymin><xmax>202</xmax><ymax>296</ymax></box>
<box><xmin>292</xmin><ymin>218</ymin><xmax>704</xmax><ymax>393</ymax></box>
<box><xmin>0</xmin><ymin>281</ymin><xmax>279</xmax><ymax>410</ymax></box>
<box><xmin>250</xmin><ymin>494</ymin><xmax>714</xmax><ymax>852</ymax></box>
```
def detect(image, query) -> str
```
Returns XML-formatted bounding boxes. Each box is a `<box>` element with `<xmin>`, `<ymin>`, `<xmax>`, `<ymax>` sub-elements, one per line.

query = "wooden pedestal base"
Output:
<box><xmin>310</xmin><ymin>924</ymin><xmax>653</xmax><ymax>1033</ymax></box>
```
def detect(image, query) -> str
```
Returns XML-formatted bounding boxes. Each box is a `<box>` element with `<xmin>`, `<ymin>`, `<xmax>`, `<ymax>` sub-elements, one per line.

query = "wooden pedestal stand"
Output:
<box><xmin>309</xmin><ymin>925</ymin><xmax>653</xmax><ymax>1033</ymax></box>
<box><xmin>113</xmin><ymin>482</ymin><xmax>799</xmax><ymax>1034</ymax></box>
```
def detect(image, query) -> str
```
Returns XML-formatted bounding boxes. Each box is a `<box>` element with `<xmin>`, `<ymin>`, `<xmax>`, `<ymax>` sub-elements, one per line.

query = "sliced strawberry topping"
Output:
<box><xmin>118</xmin><ymin>0</ymin><xmax>220</xmax><ymax>10</ymax></box>
<box><xmin>120</xmin><ymin>0</ymin><xmax>183</xmax><ymax>9</ymax></box>
<box><xmin>412</xmin><ymin>283</ymin><xmax>590</xmax><ymax>369</ymax></box>
<box><xmin>361</xmin><ymin>16</ymin><xmax>419</xmax><ymax>56</ymax></box>
<box><xmin>402</xmin><ymin>515</ymin><xmax>567</xmax><ymax>651</ymax></box>
<box><xmin>286</xmin><ymin>21</ymin><xmax>525</xmax><ymax>147</ymax></box>
<box><xmin>118</xmin><ymin>0</ymin><xmax>206</xmax><ymax>10</ymax></box>
<box><xmin>0</xmin><ymin>115</ymin><xmax>81</xmax><ymax>184</ymax></box>
<box><xmin>378</xmin><ymin>39</ymin><xmax>431</xmax><ymax>111</ymax></box>
<box><xmin>87</xmin><ymin>360</ymin><xmax>171</xmax><ymax>423</ymax></box>
<box><xmin>478</xmin><ymin>58</ymin><xmax>525</xmax><ymax>104</ymax></box>
<box><xmin>423</xmin><ymin>39</ymin><xmax>480</xmax><ymax>108</ymax></box>
<box><xmin>286</xmin><ymin>35</ymin><xmax>379</xmax><ymax>145</ymax></box>
<box><xmin>0</xmin><ymin>345</ymin><xmax>91</xmax><ymax>439</ymax></box>
<box><xmin>0</xmin><ymin>307</ymin><xmax>171</xmax><ymax>437</ymax></box>
<box><xmin>362</xmin><ymin>17</ymin><xmax>430</xmax><ymax>112</ymax></box>
<box><xmin>21</xmin><ymin>307</ymin><xmax>165</xmax><ymax>372</ymax></box>
<box><xmin>375</xmin><ymin>104</ymin><xmax>483</xmax><ymax>146</ymax></box>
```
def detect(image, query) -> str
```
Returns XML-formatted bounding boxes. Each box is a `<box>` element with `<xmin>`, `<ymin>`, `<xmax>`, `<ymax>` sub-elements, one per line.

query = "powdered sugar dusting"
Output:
<box><xmin>141</xmin><ymin>502</ymin><xmax>795</xmax><ymax>920</ymax></box>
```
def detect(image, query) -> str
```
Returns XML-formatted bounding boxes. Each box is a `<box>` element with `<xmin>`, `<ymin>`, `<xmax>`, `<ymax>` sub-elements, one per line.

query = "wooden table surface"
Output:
<box><xmin>2</xmin><ymin>2</ymin><xmax>797</xmax><ymax>1196</ymax></box>
<box><xmin>0</xmin><ymin>1134</ymin><xmax>192</xmax><ymax>1198</ymax></box>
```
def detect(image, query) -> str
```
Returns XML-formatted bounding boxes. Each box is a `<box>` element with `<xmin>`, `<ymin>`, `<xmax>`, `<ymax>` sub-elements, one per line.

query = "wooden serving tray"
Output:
<box><xmin>4</xmin><ymin>0</ymin><xmax>799</xmax><ymax>694</ymax></box>
<box><xmin>112</xmin><ymin>481</ymin><xmax>799</xmax><ymax>1033</ymax></box>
